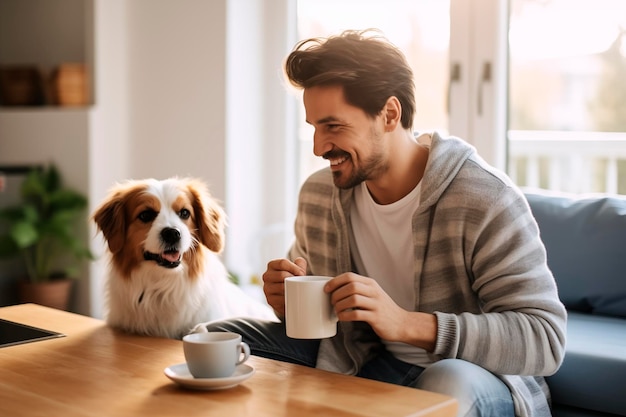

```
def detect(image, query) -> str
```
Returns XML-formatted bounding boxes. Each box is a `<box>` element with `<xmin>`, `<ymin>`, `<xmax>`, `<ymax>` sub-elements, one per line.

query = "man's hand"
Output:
<box><xmin>262</xmin><ymin>257</ymin><xmax>307</xmax><ymax>318</ymax></box>
<box><xmin>325</xmin><ymin>273</ymin><xmax>437</xmax><ymax>351</ymax></box>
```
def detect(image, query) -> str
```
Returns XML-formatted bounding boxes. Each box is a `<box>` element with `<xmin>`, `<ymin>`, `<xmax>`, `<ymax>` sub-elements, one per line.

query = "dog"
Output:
<box><xmin>92</xmin><ymin>177</ymin><xmax>277</xmax><ymax>339</ymax></box>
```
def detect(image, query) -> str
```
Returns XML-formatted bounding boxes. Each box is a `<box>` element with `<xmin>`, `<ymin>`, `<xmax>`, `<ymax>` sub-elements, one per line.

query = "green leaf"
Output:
<box><xmin>21</xmin><ymin>170</ymin><xmax>47</xmax><ymax>199</ymax></box>
<box><xmin>44</xmin><ymin>165</ymin><xmax>62</xmax><ymax>192</ymax></box>
<box><xmin>22</xmin><ymin>204</ymin><xmax>39</xmax><ymax>223</ymax></box>
<box><xmin>50</xmin><ymin>189</ymin><xmax>87</xmax><ymax>209</ymax></box>
<box><xmin>10</xmin><ymin>221</ymin><xmax>39</xmax><ymax>249</ymax></box>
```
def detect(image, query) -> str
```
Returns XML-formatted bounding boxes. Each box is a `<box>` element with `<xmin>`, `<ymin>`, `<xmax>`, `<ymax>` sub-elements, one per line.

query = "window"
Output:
<box><xmin>508</xmin><ymin>0</ymin><xmax>626</xmax><ymax>194</ymax></box>
<box><xmin>296</xmin><ymin>0</ymin><xmax>626</xmax><ymax>195</ymax></box>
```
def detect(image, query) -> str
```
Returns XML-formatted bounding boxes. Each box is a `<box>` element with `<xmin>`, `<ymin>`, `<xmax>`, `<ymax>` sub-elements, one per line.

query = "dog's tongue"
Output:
<box><xmin>162</xmin><ymin>251</ymin><xmax>181</xmax><ymax>263</ymax></box>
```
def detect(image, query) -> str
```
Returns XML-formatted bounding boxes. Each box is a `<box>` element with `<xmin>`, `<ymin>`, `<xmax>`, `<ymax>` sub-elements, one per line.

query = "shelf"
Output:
<box><xmin>0</xmin><ymin>106</ymin><xmax>92</xmax><ymax>113</ymax></box>
<box><xmin>0</xmin><ymin>0</ymin><xmax>94</xmax><ymax>107</ymax></box>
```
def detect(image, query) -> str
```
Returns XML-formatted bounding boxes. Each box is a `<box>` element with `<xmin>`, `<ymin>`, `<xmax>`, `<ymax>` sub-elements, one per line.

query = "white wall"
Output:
<box><xmin>88</xmin><ymin>0</ymin><xmax>132</xmax><ymax>317</ymax></box>
<box><xmin>126</xmin><ymin>1</ymin><xmax>228</xmax><ymax>193</ymax></box>
<box><xmin>0</xmin><ymin>0</ymin><xmax>87</xmax><ymax>69</ymax></box>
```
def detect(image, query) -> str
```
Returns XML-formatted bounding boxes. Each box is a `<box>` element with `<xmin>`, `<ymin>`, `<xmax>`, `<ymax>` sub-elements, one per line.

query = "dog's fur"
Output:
<box><xmin>92</xmin><ymin>177</ymin><xmax>276</xmax><ymax>339</ymax></box>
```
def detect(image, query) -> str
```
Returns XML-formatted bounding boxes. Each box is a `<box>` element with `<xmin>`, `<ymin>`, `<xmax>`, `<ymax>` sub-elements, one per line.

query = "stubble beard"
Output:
<box><xmin>332</xmin><ymin>132</ymin><xmax>388</xmax><ymax>190</ymax></box>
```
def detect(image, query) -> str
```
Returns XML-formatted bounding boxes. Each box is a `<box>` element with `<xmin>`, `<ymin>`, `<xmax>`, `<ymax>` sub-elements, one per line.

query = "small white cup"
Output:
<box><xmin>284</xmin><ymin>275</ymin><xmax>338</xmax><ymax>339</ymax></box>
<box><xmin>182</xmin><ymin>332</ymin><xmax>250</xmax><ymax>378</ymax></box>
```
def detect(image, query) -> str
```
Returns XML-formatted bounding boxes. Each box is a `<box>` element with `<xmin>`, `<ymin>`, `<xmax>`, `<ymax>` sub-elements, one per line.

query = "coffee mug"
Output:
<box><xmin>284</xmin><ymin>275</ymin><xmax>338</xmax><ymax>339</ymax></box>
<box><xmin>182</xmin><ymin>332</ymin><xmax>250</xmax><ymax>378</ymax></box>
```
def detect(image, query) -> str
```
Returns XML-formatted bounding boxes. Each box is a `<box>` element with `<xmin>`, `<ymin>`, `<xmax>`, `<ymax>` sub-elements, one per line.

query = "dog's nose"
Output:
<box><xmin>161</xmin><ymin>227</ymin><xmax>181</xmax><ymax>244</ymax></box>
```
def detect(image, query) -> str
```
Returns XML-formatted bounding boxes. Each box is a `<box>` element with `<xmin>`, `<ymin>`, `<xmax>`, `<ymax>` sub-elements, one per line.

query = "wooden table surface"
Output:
<box><xmin>0</xmin><ymin>304</ymin><xmax>457</xmax><ymax>417</ymax></box>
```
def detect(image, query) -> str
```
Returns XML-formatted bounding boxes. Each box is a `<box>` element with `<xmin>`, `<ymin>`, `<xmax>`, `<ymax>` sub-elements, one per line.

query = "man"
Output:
<box><xmin>205</xmin><ymin>29</ymin><xmax>566</xmax><ymax>417</ymax></box>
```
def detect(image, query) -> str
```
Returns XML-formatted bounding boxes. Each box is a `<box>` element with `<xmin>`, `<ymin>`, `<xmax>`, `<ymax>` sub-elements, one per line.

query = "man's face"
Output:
<box><xmin>303</xmin><ymin>85</ymin><xmax>388</xmax><ymax>189</ymax></box>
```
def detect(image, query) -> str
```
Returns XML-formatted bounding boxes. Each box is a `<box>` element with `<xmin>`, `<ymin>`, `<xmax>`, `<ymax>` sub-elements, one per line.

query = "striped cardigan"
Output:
<box><xmin>287</xmin><ymin>132</ymin><xmax>567</xmax><ymax>417</ymax></box>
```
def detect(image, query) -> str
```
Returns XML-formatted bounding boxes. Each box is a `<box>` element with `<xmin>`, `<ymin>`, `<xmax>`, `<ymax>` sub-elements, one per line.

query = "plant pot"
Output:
<box><xmin>18</xmin><ymin>279</ymin><xmax>73</xmax><ymax>311</ymax></box>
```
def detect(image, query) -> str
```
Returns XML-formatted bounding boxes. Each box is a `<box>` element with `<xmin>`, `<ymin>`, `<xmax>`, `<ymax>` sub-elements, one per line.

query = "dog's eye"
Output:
<box><xmin>138</xmin><ymin>209</ymin><xmax>158</xmax><ymax>223</ymax></box>
<box><xmin>178</xmin><ymin>208</ymin><xmax>191</xmax><ymax>220</ymax></box>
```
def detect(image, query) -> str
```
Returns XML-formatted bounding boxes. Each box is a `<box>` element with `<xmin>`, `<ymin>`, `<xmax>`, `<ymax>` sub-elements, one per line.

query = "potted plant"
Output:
<box><xmin>0</xmin><ymin>164</ymin><xmax>93</xmax><ymax>310</ymax></box>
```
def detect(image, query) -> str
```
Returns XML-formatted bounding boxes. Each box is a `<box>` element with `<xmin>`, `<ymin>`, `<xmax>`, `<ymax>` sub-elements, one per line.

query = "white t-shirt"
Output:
<box><xmin>350</xmin><ymin>181</ymin><xmax>432</xmax><ymax>367</ymax></box>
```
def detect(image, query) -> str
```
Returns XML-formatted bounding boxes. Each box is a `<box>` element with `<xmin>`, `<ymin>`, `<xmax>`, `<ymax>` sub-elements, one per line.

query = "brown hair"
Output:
<box><xmin>285</xmin><ymin>29</ymin><xmax>416</xmax><ymax>130</ymax></box>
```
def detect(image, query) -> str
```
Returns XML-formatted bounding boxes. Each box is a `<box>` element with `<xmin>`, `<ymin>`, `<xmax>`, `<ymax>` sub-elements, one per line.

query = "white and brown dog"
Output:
<box><xmin>92</xmin><ymin>177</ymin><xmax>276</xmax><ymax>339</ymax></box>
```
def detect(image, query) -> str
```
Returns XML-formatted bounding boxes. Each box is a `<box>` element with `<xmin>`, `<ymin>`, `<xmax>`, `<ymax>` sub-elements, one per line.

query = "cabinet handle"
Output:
<box><xmin>447</xmin><ymin>62</ymin><xmax>462</xmax><ymax>114</ymax></box>
<box><xmin>477</xmin><ymin>61</ymin><xmax>491</xmax><ymax>116</ymax></box>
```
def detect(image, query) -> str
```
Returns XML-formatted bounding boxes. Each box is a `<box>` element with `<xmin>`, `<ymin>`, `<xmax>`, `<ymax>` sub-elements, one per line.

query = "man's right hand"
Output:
<box><xmin>262</xmin><ymin>257</ymin><xmax>307</xmax><ymax>318</ymax></box>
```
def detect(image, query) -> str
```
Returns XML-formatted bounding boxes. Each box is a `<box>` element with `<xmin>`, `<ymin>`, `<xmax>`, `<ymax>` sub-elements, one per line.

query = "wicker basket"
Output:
<box><xmin>51</xmin><ymin>63</ymin><xmax>89</xmax><ymax>106</ymax></box>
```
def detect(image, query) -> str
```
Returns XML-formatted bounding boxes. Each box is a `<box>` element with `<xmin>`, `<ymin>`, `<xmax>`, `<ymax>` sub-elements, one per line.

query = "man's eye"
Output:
<box><xmin>327</xmin><ymin>124</ymin><xmax>341</xmax><ymax>131</ymax></box>
<box><xmin>138</xmin><ymin>209</ymin><xmax>158</xmax><ymax>223</ymax></box>
<box><xmin>179</xmin><ymin>209</ymin><xmax>191</xmax><ymax>220</ymax></box>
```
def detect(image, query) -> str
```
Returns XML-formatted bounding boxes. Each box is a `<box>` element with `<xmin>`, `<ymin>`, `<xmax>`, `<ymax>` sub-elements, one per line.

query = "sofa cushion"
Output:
<box><xmin>546</xmin><ymin>312</ymin><xmax>626</xmax><ymax>416</ymax></box>
<box><xmin>525</xmin><ymin>191</ymin><xmax>626</xmax><ymax>318</ymax></box>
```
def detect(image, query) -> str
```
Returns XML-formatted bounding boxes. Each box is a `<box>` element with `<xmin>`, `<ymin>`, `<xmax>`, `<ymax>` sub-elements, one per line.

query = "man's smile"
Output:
<box><xmin>324</xmin><ymin>151</ymin><xmax>351</xmax><ymax>169</ymax></box>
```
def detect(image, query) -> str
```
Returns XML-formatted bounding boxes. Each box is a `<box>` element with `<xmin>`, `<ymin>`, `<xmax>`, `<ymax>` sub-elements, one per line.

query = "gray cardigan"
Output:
<box><xmin>287</xmin><ymin>132</ymin><xmax>567</xmax><ymax>417</ymax></box>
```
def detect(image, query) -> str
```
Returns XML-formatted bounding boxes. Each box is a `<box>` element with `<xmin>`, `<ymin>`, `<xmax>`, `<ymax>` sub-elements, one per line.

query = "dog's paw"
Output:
<box><xmin>188</xmin><ymin>322</ymin><xmax>210</xmax><ymax>334</ymax></box>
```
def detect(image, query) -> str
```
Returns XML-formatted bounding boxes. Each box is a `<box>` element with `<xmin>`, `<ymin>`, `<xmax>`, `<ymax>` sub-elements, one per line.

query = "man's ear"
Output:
<box><xmin>383</xmin><ymin>96</ymin><xmax>402</xmax><ymax>132</ymax></box>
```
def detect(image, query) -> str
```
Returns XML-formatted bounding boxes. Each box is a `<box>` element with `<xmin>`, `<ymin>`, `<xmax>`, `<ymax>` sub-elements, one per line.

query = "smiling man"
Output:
<box><xmin>204</xmin><ymin>29</ymin><xmax>566</xmax><ymax>417</ymax></box>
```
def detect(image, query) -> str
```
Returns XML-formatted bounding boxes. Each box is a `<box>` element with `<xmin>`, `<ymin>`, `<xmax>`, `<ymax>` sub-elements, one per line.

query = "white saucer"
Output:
<box><xmin>164</xmin><ymin>363</ymin><xmax>255</xmax><ymax>390</ymax></box>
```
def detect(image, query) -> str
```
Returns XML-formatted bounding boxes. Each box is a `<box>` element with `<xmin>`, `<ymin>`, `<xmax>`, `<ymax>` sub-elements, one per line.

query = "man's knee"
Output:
<box><xmin>415</xmin><ymin>359</ymin><xmax>514</xmax><ymax>417</ymax></box>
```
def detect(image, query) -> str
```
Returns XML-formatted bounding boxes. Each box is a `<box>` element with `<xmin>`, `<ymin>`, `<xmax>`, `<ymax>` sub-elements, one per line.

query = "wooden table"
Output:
<box><xmin>0</xmin><ymin>304</ymin><xmax>457</xmax><ymax>417</ymax></box>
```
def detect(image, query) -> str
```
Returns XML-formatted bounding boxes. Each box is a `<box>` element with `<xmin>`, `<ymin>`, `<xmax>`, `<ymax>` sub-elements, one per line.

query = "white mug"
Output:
<box><xmin>284</xmin><ymin>275</ymin><xmax>338</xmax><ymax>339</ymax></box>
<box><xmin>182</xmin><ymin>332</ymin><xmax>250</xmax><ymax>378</ymax></box>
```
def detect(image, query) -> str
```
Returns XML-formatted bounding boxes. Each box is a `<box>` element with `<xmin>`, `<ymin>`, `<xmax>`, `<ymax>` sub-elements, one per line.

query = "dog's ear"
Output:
<box><xmin>92</xmin><ymin>192</ymin><xmax>127</xmax><ymax>254</ymax></box>
<box><xmin>187</xmin><ymin>180</ymin><xmax>226</xmax><ymax>253</ymax></box>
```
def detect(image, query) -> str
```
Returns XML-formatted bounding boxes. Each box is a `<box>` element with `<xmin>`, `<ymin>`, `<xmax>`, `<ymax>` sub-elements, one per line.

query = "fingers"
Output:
<box><xmin>325</xmin><ymin>273</ymin><xmax>368</xmax><ymax>296</ymax></box>
<box><xmin>261</xmin><ymin>257</ymin><xmax>307</xmax><ymax>318</ymax></box>
<box><xmin>293</xmin><ymin>257</ymin><xmax>307</xmax><ymax>272</ymax></box>
<box><xmin>265</xmin><ymin>258</ymin><xmax>306</xmax><ymax>279</ymax></box>
<box><xmin>333</xmin><ymin>286</ymin><xmax>374</xmax><ymax>315</ymax></box>
<box><xmin>326</xmin><ymin>273</ymin><xmax>377</xmax><ymax>313</ymax></box>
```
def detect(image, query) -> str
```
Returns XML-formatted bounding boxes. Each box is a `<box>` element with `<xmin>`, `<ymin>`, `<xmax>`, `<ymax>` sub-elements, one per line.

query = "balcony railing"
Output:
<box><xmin>507</xmin><ymin>130</ymin><xmax>626</xmax><ymax>195</ymax></box>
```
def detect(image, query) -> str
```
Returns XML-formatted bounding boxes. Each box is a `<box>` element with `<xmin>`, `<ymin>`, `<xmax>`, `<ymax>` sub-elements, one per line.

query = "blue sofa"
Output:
<box><xmin>525</xmin><ymin>190</ymin><xmax>626</xmax><ymax>417</ymax></box>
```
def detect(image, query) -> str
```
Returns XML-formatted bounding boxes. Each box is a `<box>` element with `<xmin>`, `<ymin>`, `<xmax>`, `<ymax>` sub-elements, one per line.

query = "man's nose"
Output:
<box><xmin>312</xmin><ymin>132</ymin><xmax>332</xmax><ymax>157</ymax></box>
